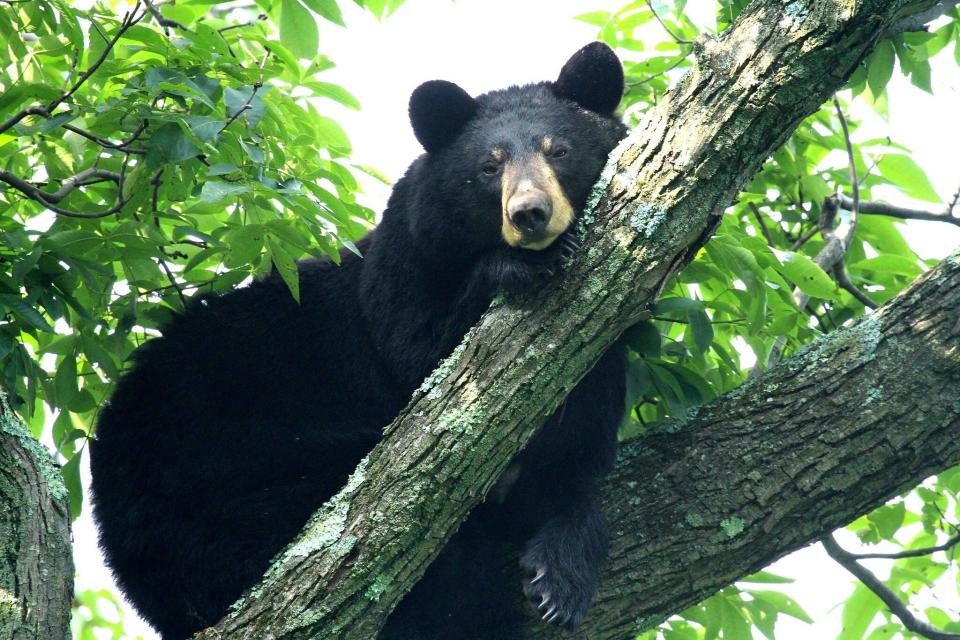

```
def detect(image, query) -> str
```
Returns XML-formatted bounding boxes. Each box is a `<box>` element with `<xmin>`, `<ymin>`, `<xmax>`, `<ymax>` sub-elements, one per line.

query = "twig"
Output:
<box><xmin>833</xmin><ymin>96</ymin><xmax>859</xmax><ymax>251</ymax></box>
<box><xmin>220</xmin><ymin>48</ymin><xmax>270</xmax><ymax>133</ymax></box>
<box><xmin>149</xmin><ymin>169</ymin><xmax>188</xmax><ymax>309</ymax></box>
<box><xmin>790</xmin><ymin>225</ymin><xmax>819</xmax><ymax>251</ymax></box>
<box><xmin>0</xmin><ymin>4</ymin><xmax>145</xmax><ymax>136</ymax></box>
<box><xmin>626</xmin><ymin>54</ymin><xmax>690</xmax><ymax>87</ymax></box>
<box><xmin>62</xmin><ymin>123</ymin><xmax>147</xmax><ymax>154</ymax></box>
<box><xmin>0</xmin><ymin>168</ymin><xmax>120</xmax><ymax>203</ymax></box>
<box><xmin>836</xmin><ymin>192</ymin><xmax>960</xmax><ymax>228</ymax></box>
<box><xmin>848</xmin><ymin>532</ymin><xmax>960</xmax><ymax>560</ymax></box>
<box><xmin>834</xmin><ymin>266</ymin><xmax>878</xmax><ymax>309</ymax></box>
<box><xmin>645</xmin><ymin>0</ymin><xmax>692</xmax><ymax>44</ymax></box>
<box><xmin>748</xmin><ymin>202</ymin><xmax>775</xmax><ymax>247</ymax></box>
<box><xmin>822</xmin><ymin>534</ymin><xmax>960</xmax><ymax>640</ymax></box>
<box><xmin>142</xmin><ymin>0</ymin><xmax>188</xmax><ymax>33</ymax></box>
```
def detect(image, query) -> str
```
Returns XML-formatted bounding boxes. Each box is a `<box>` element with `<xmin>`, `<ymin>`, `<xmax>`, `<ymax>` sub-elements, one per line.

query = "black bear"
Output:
<box><xmin>90</xmin><ymin>42</ymin><xmax>628</xmax><ymax>640</ymax></box>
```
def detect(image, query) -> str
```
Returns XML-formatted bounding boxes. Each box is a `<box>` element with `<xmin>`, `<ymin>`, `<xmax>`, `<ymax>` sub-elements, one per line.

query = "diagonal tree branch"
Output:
<box><xmin>530</xmin><ymin>249</ymin><xmax>960</xmax><ymax>638</ymax></box>
<box><xmin>196</xmin><ymin>1</ymin><xmax>956</xmax><ymax>638</ymax></box>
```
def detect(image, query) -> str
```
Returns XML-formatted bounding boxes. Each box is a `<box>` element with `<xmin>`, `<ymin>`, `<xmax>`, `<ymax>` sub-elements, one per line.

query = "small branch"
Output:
<box><xmin>790</xmin><ymin>225</ymin><xmax>819</xmax><ymax>251</ymax></box>
<box><xmin>884</xmin><ymin>0</ymin><xmax>957</xmax><ymax>37</ymax></box>
<box><xmin>833</xmin><ymin>96</ymin><xmax>859</xmax><ymax>251</ymax></box>
<box><xmin>626</xmin><ymin>54</ymin><xmax>690</xmax><ymax>87</ymax></box>
<box><xmin>835</xmin><ymin>266</ymin><xmax>878</xmax><ymax>309</ymax></box>
<box><xmin>849</xmin><ymin>532</ymin><xmax>960</xmax><ymax>560</ymax></box>
<box><xmin>62</xmin><ymin>123</ymin><xmax>147</xmax><ymax>154</ymax></box>
<box><xmin>0</xmin><ymin>4</ymin><xmax>145</xmax><ymax>136</ymax></box>
<box><xmin>822</xmin><ymin>535</ymin><xmax>960</xmax><ymax>640</ymax></box>
<box><xmin>0</xmin><ymin>168</ymin><xmax>120</xmax><ymax>203</ymax></box>
<box><xmin>645</xmin><ymin>0</ymin><xmax>692</xmax><ymax>44</ymax></box>
<box><xmin>142</xmin><ymin>0</ymin><xmax>189</xmax><ymax>33</ymax></box>
<box><xmin>748</xmin><ymin>201</ymin><xmax>775</xmax><ymax>246</ymax></box>
<box><xmin>836</xmin><ymin>192</ymin><xmax>960</xmax><ymax>227</ymax></box>
<box><xmin>220</xmin><ymin>48</ymin><xmax>269</xmax><ymax>133</ymax></box>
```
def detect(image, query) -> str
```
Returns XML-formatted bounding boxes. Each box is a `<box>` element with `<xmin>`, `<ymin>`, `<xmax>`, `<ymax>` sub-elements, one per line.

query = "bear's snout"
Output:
<box><xmin>507</xmin><ymin>190</ymin><xmax>552</xmax><ymax>240</ymax></box>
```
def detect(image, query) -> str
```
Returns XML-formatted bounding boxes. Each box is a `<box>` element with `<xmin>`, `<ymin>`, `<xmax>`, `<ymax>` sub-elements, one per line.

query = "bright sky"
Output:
<box><xmin>70</xmin><ymin>1</ymin><xmax>960</xmax><ymax>638</ymax></box>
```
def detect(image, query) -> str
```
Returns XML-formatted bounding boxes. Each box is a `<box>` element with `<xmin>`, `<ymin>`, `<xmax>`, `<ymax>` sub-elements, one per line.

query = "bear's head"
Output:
<box><xmin>407</xmin><ymin>42</ymin><xmax>627</xmax><ymax>268</ymax></box>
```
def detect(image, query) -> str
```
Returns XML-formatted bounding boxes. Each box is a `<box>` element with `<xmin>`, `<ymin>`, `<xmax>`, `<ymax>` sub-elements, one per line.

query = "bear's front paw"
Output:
<box><xmin>520</xmin><ymin>549</ymin><xmax>596</xmax><ymax>630</ymax></box>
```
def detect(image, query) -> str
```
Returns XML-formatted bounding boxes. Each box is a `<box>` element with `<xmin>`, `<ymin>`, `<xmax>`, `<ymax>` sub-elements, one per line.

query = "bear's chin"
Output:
<box><xmin>489</xmin><ymin>229</ymin><xmax>581</xmax><ymax>295</ymax></box>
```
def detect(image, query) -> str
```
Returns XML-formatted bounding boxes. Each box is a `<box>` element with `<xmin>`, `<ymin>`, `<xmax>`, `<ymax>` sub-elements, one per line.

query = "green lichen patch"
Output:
<box><xmin>0</xmin><ymin>392</ymin><xmax>68</xmax><ymax>502</ymax></box>
<box><xmin>720</xmin><ymin>516</ymin><xmax>747</xmax><ymax>538</ymax></box>
<box><xmin>281</xmin><ymin>456</ymin><xmax>370</xmax><ymax>560</ymax></box>
<box><xmin>685</xmin><ymin>512</ymin><xmax>705</xmax><ymax>527</ymax></box>
<box><xmin>364</xmin><ymin>574</ymin><xmax>393</xmax><ymax>602</ymax></box>
<box><xmin>437</xmin><ymin>403</ymin><xmax>486</xmax><ymax>435</ymax></box>
<box><xmin>414</xmin><ymin>326</ymin><xmax>477</xmax><ymax>398</ymax></box>
<box><xmin>629</xmin><ymin>203</ymin><xmax>669</xmax><ymax>238</ymax></box>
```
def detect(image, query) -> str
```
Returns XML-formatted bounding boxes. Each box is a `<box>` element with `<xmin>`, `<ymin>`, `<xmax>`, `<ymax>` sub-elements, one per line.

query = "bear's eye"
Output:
<box><xmin>550</xmin><ymin>147</ymin><xmax>569</xmax><ymax>159</ymax></box>
<box><xmin>481</xmin><ymin>162</ymin><xmax>500</xmax><ymax>176</ymax></box>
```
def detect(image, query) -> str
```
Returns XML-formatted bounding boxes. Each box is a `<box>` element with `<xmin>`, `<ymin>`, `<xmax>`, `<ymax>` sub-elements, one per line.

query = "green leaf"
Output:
<box><xmin>748</xmin><ymin>590</ymin><xmax>814</xmax><ymax>624</ymax></box>
<box><xmin>54</xmin><ymin>352</ymin><xmax>78</xmax><ymax>408</ymax></box>
<box><xmin>267</xmin><ymin>236</ymin><xmax>300</xmax><ymax>302</ymax></box>
<box><xmin>281</xmin><ymin>0</ymin><xmax>319</xmax><ymax>59</ymax></box>
<box><xmin>849</xmin><ymin>255</ymin><xmax>922</xmax><ymax>278</ymax></box>
<box><xmin>877</xmin><ymin>154</ymin><xmax>941</xmax><ymax>203</ymax></box>
<box><xmin>839</xmin><ymin>584</ymin><xmax>883</xmax><ymax>640</ymax></box>
<box><xmin>200</xmin><ymin>181</ymin><xmax>252</xmax><ymax>202</ymax></box>
<box><xmin>307</xmin><ymin>81</ymin><xmax>361</xmax><ymax>109</ymax></box>
<box><xmin>150</xmin><ymin>122</ymin><xmax>201</xmax><ymax>163</ymax></box>
<box><xmin>867</xmin><ymin>39</ymin><xmax>895</xmax><ymax>97</ymax></box>
<box><xmin>867</xmin><ymin>502</ymin><xmax>906</xmax><ymax>541</ymax></box>
<box><xmin>61</xmin><ymin>453</ymin><xmax>83</xmax><ymax>519</ymax></box>
<box><xmin>300</xmin><ymin>0</ymin><xmax>345</xmax><ymax>25</ymax></box>
<box><xmin>0</xmin><ymin>295</ymin><xmax>55</xmax><ymax>333</ymax></box>
<box><xmin>739</xmin><ymin>571</ymin><xmax>795</xmax><ymax>584</ymax></box>
<box><xmin>773</xmin><ymin>249</ymin><xmax>839</xmax><ymax>300</ymax></box>
<box><xmin>574</xmin><ymin>11</ymin><xmax>612</xmax><ymax>26</ymax></box>
<box><xmin>183</xmin><ymin>115</ymin><xmax>224</xmax><ymax>143</ymax></box>
<box><xmin>687</xmin><ymin>307</ymin><xmax>713</xmax><ymax>355</ymax></box>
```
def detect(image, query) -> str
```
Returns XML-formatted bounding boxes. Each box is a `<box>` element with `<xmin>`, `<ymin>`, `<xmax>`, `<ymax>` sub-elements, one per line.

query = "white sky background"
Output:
<box><xmin>71</xmin><ymin>1</ymin><xmax>960</xmax><ymax>638</ymax></box>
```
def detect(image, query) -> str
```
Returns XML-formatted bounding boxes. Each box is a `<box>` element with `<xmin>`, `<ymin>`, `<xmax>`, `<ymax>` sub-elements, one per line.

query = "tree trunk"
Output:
<box><xmin>0</xmin><ymin>393</ymin><xmax>73</xmax><ymax>640</ymax></box>
<box><xmin>529</xmin><ymin>251</ymin><xmax>960</xmax><ymax>639</ymax></box>
<box><xmin>198</xmin><ymin>1</ymin><xmax>954</xmax><ymax>639</ymax></box>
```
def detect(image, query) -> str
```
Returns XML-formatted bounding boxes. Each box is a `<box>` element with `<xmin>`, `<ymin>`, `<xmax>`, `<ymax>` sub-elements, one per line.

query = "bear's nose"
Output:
<box><xmin>507</xmin><ymin>192</ymin><xmax>552</xmax><ymax>238</ymax></box>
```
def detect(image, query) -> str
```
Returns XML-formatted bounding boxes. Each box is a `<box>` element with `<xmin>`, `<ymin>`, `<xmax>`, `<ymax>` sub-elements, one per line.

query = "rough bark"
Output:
<box><xmin>0</xmin><ymin>392</ymin><xmax>73</xmax><ymax>640</ymax></box>
<box><xmin>529</xmin><ymin>251</ymin><xmax>960</xmax><ymax>639</ymax></box>
<box><xmin>197</xmin><ymin>1</ymin><xmax>953</xmax><ymax>638</ymax></box>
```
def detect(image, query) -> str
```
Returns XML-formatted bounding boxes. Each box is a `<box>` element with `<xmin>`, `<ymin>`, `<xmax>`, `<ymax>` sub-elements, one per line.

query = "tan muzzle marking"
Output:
<box><xmin>500</xmin><ymin>154</ymin><xmax>574</xmax><ymax>250</ymax></box>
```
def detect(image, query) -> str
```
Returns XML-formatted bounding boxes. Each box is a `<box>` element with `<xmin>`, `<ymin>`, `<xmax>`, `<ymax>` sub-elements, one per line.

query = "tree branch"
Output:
<box><xmin>528</xmin><ymin>250</ymin><xmax>960</xmax><ymax>638</ymax></box>
<box><xmin>836</xmin><ymin>192</ymin><xmax>960</xmax><ymax>227</ymax></box>
<box><xmin>0</xmin><ymin>392</ymin><xmax>73</xmax><ymax>640</ymax></box>
<box><xmin>822</xmin><ymin>535</ymin><xmax>960</xmax><ymax>640</ymax></box>
<box><xmin>192</xmin><ymin>1</ymin><xmax>954</xmax><ymax>638</ymax></box>
<box><xmin>848</xmin><ymin>532</ymin><xmax>960</xmax><ymax>561</ymax></box>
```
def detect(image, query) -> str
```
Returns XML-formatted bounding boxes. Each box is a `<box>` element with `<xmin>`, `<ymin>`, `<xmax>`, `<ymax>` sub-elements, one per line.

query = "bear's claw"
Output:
<box><xmin>521</xmin><ymin>559</ymin><xmax>592</xmax><ymax>630</ymax></box>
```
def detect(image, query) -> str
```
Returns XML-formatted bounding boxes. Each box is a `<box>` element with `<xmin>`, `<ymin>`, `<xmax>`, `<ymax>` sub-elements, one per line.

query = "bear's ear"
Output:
<box><xmin>409</xmin><ymin>80</ymin><xmax>477</xmax><ymax>153</ymax></box>
<box><xmin>553</xmin><ymin>42</ymin><xmax>624</xmax><ymax>116</ymax></box>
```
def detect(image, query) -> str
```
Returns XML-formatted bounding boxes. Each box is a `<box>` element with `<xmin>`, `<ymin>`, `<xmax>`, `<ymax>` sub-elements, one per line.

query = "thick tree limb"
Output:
<box><xmin>0</xmin><ymin>393</ymin><xmax>73</xmax><ymax>640</ymax></box>
<box><xmin>530</xmin><ymin>250</ymin><xmax>960</xmax><ymax>638</ymax></box>
<box><xmin>198</xmin><ymin>1</ymin><xmax>953</xmax><ymax>638</ymax></box>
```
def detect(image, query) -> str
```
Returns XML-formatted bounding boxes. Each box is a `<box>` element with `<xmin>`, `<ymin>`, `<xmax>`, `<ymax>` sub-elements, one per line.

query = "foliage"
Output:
<box><xmin>1</xmin><ymin>0</ymin><xmax>958</xmax><ymax>638</ymax></box>
<box><xmin>0</xmin><ymin>0</ymin><xmax>398</xmax><ymax>513</ymax></box>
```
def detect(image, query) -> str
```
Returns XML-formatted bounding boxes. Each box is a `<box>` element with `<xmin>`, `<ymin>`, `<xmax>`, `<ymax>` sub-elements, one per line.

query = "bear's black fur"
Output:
<box><xmin>90</xmin><ymin>42</ymin><xmax>628</xmax><ymax>640</ymax></box>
